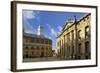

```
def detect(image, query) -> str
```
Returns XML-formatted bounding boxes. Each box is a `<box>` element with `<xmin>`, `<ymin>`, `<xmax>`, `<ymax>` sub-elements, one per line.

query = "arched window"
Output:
<box><xmin>25</xmin><ymin>46</ymin><xmax>28</xmax><ymax>50</ymax></box>
<box><xmin>85</xmin><ymin>26</ymin><xmax>90</xmax><ymax>39</ymax></box>
<box><xmin>31</xmin><ymin>46</ymin><xmax>34</xmax><ymax>50</ymax></box>
<box><xmin>41</xmin><ymin>39</ymin><xmax>44</xmax><ymax>44</ymax></box>
<box><xmin>31</xmin><ymin>38</ymin><xmax>34</xmax><ymax>43</ymax></box>
<box><xmin>41</xmin><ymin>47</ymin><xmax>44</xmax><ymax>50</ymax></box>
<box><xmin>32</xmin><ymin>52</ymin><xmax>34</xmax><ymax>55</ymax></box>
<box><xmin>36</xmin><ymin>46</ymin><xmax>39</xmax><ymax>50</ymax></box>
<box><xmin>78</xmin><ymin>30</ymin><xmax>82</xmax><ymax>40</ymax></box>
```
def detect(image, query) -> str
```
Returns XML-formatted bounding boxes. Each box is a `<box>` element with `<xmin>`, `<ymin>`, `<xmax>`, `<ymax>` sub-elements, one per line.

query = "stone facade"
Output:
<box><xmin>56</xmin><ymin>13</ymin><xmax>91</xmax><ymax>60</ymax></box>
<box><xmin>23</xmin><ymin>33</ymin><xmax>53</xmax><ymax>58</ymax></box>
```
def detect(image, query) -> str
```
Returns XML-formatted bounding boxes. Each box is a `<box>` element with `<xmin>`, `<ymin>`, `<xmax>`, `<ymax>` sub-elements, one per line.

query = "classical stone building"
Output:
<box><xmin>56</xmin><ymin>13</ymin><xmax>91</xmax><ymax>60</ymax></box>
<box><xmin>23</xmin><ymin>24</ymin><xmax>52</xmax><ymax>59</ymax></box>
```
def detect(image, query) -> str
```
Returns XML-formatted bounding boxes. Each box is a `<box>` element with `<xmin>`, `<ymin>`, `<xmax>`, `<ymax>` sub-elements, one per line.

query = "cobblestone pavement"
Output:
<box><xmin>23</xmin><ymin>56</ymin><xmax>63</xmax><ymax>62</ymax></box>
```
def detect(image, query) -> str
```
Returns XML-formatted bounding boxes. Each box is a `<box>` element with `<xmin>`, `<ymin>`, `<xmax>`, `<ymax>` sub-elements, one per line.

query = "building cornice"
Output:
<box><xmin>56</xmin><ymin>13</ymin><xmax>91</xmax><ymax>38</ymax></box>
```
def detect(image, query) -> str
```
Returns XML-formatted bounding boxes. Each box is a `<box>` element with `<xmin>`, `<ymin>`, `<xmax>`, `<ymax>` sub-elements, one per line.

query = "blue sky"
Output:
<box><xmin>22</xmin><ymin>10</ymin><xmax>87</xmax><ymax>49</ymax></box>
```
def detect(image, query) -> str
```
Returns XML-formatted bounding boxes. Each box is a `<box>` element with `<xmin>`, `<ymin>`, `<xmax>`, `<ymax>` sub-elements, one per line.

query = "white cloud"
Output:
<box><xmin>23</xmin><ymin>10</ymin><xmax>39</xmax><ymax>34</ymax></box>
<box><xmin>46</xmin><ymin>24</ymin><xmax>51</xmax><ymax>29</ymax></box>
<box><xmin>57</xmin><ymin>26</ymin><xmax>62</xmax><ymax>32</ymax></box>
<box><xmin>23</xmin><ymin>10</ymin><xmax>36</xmax><ymax>19</ymax></box>
<box><xmin>45</xmin><ymin>35</ymin><xmax>52</xmax><ymax>39</ymax></box>
<box><xmin>46</xmin><ymin>24</ymin><xmax>57</xmax><ymax>37</ymax></box>
<box><xmin>51</xmin><ymin>28</ymin><xmax>57</xmax><ymax>36</ymax></box>
<box><xmin>48</xmin><ymin>36</ymin><xmax>52</xmax><ymax>39</ymax></box>
<box><xmin>24</xmin><ymin>30</ymin><xmax>34</xmax><ymax>34</ymax></box>
<box><xmin>23</xmin><ymin>19</ymin><xmax>36</xmax><ymax>34</ymax></box>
